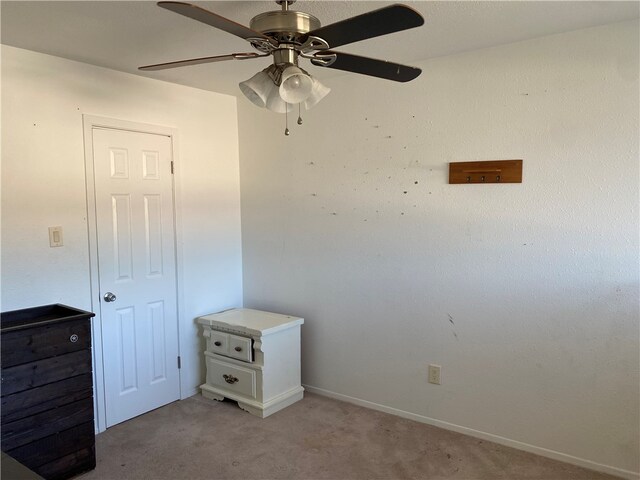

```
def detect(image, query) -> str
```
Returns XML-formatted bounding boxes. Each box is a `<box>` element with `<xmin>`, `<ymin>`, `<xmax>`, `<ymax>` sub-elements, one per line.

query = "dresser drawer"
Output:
<box><xmin>7</xmin><ymin>421</ymin><xmax>95</xmax><ymax>472</ymax></box>
<box><xmin>1</xmin><ymin>349</ymin><xmax>92</xmax><ymax>396</ymax></box>
<box><xmin>205</xmin><ymin>356</ymin><xmax>256</xmax><ymax>399</ymax></box>
<box><xmin>1</xmin><ymin>319</ymin><xmax>91</xmax><ymax>368</ymax></box>
<box><xmin>2</xmin><ymin>396</ymin><xmax>94</xmax><ymax>451</ymax></box>
<box><xmin>37</xmin><ymin>446</ymin><xmax>96</xmax><ymax>480</ymax></box>
<box><xmin>1</xmin><ymin>374</ymin><xmax>93</xmax><ymax>424</ymax></box>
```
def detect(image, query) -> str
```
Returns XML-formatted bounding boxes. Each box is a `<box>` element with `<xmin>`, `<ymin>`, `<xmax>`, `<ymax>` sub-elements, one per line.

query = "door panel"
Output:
<box><xmin>92</xmin><ymin>127</ymin><xmax>180</xmax><ymax>427</ymax></box>
<box><xmin>112</xmin><ymin>194</ymin><xmax>133</xmax><ymax>281</ymax></box>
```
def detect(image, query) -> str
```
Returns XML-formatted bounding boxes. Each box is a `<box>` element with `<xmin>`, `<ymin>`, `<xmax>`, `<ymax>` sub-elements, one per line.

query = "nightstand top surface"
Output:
<box><xmin>197</xmin><ymin>308</ymin><xmax>303</xmax><ymax>336</ymax></box>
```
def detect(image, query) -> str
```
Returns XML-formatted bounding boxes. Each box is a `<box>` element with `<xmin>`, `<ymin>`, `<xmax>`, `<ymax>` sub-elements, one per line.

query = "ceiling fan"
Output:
<box><xmin>140</xmin><ymin>1</ymin><xmax>424</xmax><ymax>134</ymax></box>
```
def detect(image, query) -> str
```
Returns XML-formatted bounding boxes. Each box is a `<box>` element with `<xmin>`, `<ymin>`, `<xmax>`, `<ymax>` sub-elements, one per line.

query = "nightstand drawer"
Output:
<box><xmin>205</xmin><ymin>330</ymin><xmax>252</xmax><ymax>363</ymax></box>
<box><xmin>207</xmin><ymin>331</ymin><xmax>229</xmax><ymax>356</ymax></box>
<box><xmin>205</xmin><ymin>357</ymin><xmax>256</xmax><ymax>399</ymax></box>
<box><xmin>228</xmin><ymin>335</ymin><xmax>252</xmax><ymax>362</ymax></box>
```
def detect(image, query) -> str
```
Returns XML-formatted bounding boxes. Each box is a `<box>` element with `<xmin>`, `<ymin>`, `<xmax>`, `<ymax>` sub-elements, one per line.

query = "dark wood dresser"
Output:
<box><xmin>1</xmin><ymin>304</ymin><xmax>96</xmax><ymax>480</ymax></box>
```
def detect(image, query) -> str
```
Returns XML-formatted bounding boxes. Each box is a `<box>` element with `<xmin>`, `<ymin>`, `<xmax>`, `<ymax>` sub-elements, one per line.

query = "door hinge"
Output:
<box><xmin>170</xmin><ymin>161</ymin><xmax>174</xmax><ymax>174</ymax></box>
<box><xmin>177</xmin><ymin>356</ymin><xmax>181</xmax><ymax>369</ymax></box>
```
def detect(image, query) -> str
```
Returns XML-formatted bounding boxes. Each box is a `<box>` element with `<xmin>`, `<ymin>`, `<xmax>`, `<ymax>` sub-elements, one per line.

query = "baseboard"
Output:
<box><xmin>303</xmin><ymin>384</ymin><xmax>639</xmax><ymax>480</ymax></box>
<box><xmin>181</xmin><ymin>386</ymin><xmax>199</xmax><ymax>399</ymax></box>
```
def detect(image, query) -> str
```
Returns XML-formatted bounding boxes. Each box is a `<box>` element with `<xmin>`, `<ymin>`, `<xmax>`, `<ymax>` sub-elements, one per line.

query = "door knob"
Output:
<box><xmin>103</xmin><ymin>292</ymin><xmax>117</xmax><ymax>303</ymax></box>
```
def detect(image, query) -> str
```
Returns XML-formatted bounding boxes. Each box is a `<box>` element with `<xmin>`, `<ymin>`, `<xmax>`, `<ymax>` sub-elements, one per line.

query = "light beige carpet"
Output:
<box><xmin>80</xmin><ymin>392</ymin><xmax>620</xmax><ymax>480</ymax></box>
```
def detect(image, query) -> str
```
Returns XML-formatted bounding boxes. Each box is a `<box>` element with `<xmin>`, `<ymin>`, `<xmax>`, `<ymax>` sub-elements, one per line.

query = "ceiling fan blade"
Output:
<box><xmin>311</xmin><ymin>51</ymin><xmax>421</xmax><ymax>83</ymax></box>
<box><xmin>305</xmin><ymin>4</ymin><xmax>423</xmax><ymax>50</ymax></box>
<box><xmin>139</xmin><ymin>52</ymin><xmax>264</xmax><ymax>71</ymax></box>
<box><xmin>158</xmin><ymin>1</ymin><xmax>271</xmax><ymax>42</ymax></box>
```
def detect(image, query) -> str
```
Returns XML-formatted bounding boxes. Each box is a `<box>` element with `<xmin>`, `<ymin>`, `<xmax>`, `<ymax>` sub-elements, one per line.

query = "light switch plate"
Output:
<box><xmin>48</xmin><ymin>226</ymin><xmax>63</xmax><ymax>247</ymax></box>
<box><xmin>428</xmin><ymin>364</ymin><xmax>441</xmax><ymax>385</ymax></box>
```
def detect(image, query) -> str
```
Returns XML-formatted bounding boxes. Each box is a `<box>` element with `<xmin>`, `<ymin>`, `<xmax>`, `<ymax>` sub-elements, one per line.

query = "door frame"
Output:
<box><xmin>82</xmin><ymin>115</ymin><xmax>186</xmax><ymax>433</ymax></box>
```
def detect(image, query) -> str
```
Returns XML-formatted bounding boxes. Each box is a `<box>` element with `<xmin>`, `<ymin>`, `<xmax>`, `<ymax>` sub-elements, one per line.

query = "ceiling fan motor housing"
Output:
<box><xmin>250</xmin><ymin>10</ymin><xmax>321</xmax><ymax>45</ymax></box>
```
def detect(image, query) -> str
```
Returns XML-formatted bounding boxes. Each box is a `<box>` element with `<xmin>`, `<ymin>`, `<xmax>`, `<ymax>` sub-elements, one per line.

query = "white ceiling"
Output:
<box><xmin>2</xmin><ymin>1</ymin><xmax>638</xmax><ymax>96</ymax></box>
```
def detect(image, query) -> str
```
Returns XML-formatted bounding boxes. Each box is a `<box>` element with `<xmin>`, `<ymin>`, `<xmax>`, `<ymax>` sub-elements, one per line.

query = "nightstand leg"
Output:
<box><xmin>201</xmin><ymin>389</ymin><xmax>225</xmax><ymax>402</ymax></box>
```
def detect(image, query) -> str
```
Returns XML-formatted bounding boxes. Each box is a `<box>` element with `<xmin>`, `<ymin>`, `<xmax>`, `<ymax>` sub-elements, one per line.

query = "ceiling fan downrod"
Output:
<box><xmin>275</xmin><ymin>0</ymin><xmax>296</xmax><ymax>11</ymax></box>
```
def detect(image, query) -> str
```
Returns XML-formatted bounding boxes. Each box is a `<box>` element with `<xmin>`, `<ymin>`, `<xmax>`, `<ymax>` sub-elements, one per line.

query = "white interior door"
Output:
<box><xmin>92</xmin><ymin>127</ymin><xmax>180</xmax><ymax>427</ymax></box>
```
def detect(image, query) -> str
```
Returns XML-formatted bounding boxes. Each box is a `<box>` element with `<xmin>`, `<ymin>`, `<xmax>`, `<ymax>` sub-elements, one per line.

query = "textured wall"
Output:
<box><xmin>238</xmin><ymin>21</ymin><xmax>639</xmax><ymax>476</ymax></box>
<box><xmin>1</xmin><ymin>45</ymin><xmax>244</xmax><ymax>398</ymax></box>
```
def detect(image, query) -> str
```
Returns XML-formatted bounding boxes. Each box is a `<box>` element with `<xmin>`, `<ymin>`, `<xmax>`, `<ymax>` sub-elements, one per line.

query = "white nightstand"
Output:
<box><xmin>197</xmin><ymin>308</ymin><xmax>304</xmax><ymax>418</ymax></box>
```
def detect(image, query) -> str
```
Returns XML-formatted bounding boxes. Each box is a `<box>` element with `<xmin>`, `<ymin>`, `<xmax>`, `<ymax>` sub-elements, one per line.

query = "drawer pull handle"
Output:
<box><xmin>223</xmin><ymin>374</ymin><xmax>239</xmax><ymax>384</ymax></box>
<box><xmin>69</xmin><ymin>334</ymin><xmax>79</xmax><ymax>343</ymax></box>
<box><xmin>214</xmin><ymin>341</ymin><xmax>222</xmax><ymax>347</ymax></box>
<box><xmin>234</xmin><ymin>346</ymin><xmax>242</xmax><ymax>352</ymax></box>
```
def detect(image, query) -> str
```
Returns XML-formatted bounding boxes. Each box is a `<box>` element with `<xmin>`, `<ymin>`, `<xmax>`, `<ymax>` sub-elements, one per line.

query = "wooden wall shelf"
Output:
<box><xmin>449</xmin><ymin>160</ymin><xmax>522</xmax><ymax>184</ymax></box>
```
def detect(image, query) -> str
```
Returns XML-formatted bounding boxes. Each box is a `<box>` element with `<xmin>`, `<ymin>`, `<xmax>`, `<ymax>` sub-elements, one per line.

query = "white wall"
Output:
<box><xmin>1</xmin><ymin>45</ymin><xmax>243</xmax><ymax>399</ymax></box>
<box><xmin>238</xmin><ymin>21</ymin><xmax>639</xmax><ymax>477</ymax></box>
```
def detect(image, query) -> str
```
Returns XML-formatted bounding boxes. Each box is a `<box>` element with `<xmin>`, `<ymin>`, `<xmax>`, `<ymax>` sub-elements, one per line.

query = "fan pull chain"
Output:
<box><xmin>297</xmin><ymin>104</ymin><xmax>303</xmax><ymax>125</ymax></box>
<box><xmin>284</xmin><ymin>109</ymin><xmax>290</xmax><ymax>136</ymax></box>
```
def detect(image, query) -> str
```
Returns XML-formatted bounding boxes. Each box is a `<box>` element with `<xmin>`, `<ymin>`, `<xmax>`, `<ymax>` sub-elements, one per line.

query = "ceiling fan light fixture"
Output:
<box><xmin>239</xmin><ymin>70</ymin><xmax>272</xmax><ymax>108</ymax></box>
<box><xmin>144</xmin><ymin>1</ymin><xmax>426</xmax><ymax>116</ymax></box>
<box><xmin>265</xmin><ymin>86</ymin><xmax>293</xmax><ymax>113</ymax></box>
<box><xmin>267</xmin><ymin>89</ymin><xmax>293</xmax><ymax>113</ymax></box>
<box><xmin>146</xmin><ymin>1</ymin><xmax>426</xmax><ymax>132</ymax></box>
<box><xmin>303</xmin><ymin>77</ymin><xmax>331</xmax><ymax>110</ymax></box>
<box><xmin>279</xmin><ymin>65</ymin><xmax>313</xmax><ymax>104</ymax></box>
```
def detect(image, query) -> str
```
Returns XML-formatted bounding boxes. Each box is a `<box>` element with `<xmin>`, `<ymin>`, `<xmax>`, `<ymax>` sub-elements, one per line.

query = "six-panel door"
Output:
<box><xmin>92</xmin><ymin>127</ymin><xmax>180</xmax><ymax>427</ymax></box>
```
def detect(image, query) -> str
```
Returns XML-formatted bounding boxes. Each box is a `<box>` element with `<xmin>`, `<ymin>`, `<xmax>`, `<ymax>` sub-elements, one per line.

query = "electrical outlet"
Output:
<box><xmin>428</xmin><ymin>364</ymin><xmax>441</xmax><ymax>385</ymax></box>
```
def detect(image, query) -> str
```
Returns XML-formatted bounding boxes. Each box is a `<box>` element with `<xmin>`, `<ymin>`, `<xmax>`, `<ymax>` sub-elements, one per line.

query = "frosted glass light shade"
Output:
<box><xmin>241</xmin><ymin>65</ymin><xmax>325</xmax><ymax>113</ymax></box>
<box><xmin>239</xmin><ymin>71</ymin><xmax>272</xmax><ymax>108</ymax></box>
<box><xmin>279</xmin><ymin>66</ymin><xmax>313</xmax><ymax>104</ymax></box>
<box><xmin>303</xmin><ymin>78</ymin><xmax>331</xmax><ymax>110</ymax></box>
<box><xmin>266</xmin><ymin>86</ymin><xmax>293</xmax><ymax>113</ymax></box>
